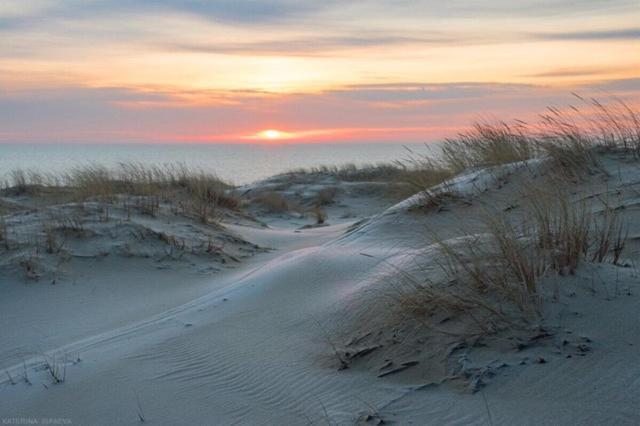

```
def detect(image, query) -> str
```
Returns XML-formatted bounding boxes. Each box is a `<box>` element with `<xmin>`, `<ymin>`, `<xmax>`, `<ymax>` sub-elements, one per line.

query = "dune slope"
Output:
<box><xmin>1</xmin><ymin>154</ymin><xmax>639</xmax><ymax>425</ymax></box>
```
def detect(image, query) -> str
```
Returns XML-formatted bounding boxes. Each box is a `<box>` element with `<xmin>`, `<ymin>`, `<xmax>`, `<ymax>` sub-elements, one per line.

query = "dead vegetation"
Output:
<box><xmin>0</xmin><ymin>163</ymin><xmax>263</xmax><ymax>283</ymax></box>
<box><xmin>1</xmin><ymin>163</ymin><xmax>239</xmax><ymax>223</ymax></box>
<box><xmin>43</xmin><ymin>354</ymin><xmax>68</xmax><ymax>384</ymax></box>
<box><xmin>385</xmin><ymin>97</ymin><xmax>639</xmax><ymax>353</ymax></box>
<box><xmin>402</xmin><ymin>97</ymin><xmax>639</xmax><ymax>211</ymax></box>
<box><xmin>251</xmin><ymin>191</ymin><xmax>293</xmax><ymax>213</ymax></box>
<box><xmin>441</xmin><ymin>122</ymin><xmax>535</xmax><ymax>173</ymax></box>
<box><xmin>311</xmin><ymin>206</ymin><xmax>327</xmax><ymax>225</ymax></box>
<box><xmin>285</xmin><ymin>163</ymin><xmax>417</xmax><ymax>183</ymax></box>
<box><xmin>400</xmin><ymin>177</ymin><xmax>630</xmax><ymax>341</ymax></box>
<box><xmin>315</xmin><ymin>187</ymin><xmax>338</xmax><ymax>206</ymax></box>
<box><xmin>283</xmin><ymin>160</ymin><xmax>453</xmax><ymax>200</ymax></box>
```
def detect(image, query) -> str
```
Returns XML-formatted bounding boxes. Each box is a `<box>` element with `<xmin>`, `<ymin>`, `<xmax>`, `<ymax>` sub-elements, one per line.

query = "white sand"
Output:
<box><xmin>1</xmin><ymin>154</ymin><xmax>639</xmax><ymax>425</ymax></box>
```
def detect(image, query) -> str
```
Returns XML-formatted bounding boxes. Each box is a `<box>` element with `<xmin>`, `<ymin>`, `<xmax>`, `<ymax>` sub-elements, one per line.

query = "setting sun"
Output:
<box><xmin>243</xmin><ymin>129</ymin><xmax>297</xmax><ymax>141</ymax></box>
<box><xmin>261</xmin><ymin>129</ymin><xmax>282</xmax><ymax>139</ymax></box>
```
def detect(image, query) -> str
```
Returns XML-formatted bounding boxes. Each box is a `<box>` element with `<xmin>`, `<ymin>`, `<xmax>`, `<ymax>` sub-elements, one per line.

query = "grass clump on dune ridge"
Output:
<box><xmin>402</xmin><ymin>179</ymin><xmax>629</xmax><ymax>337</ymax></box>
<box><xmin>66</xmin><ymin>163</ymin><xmax>234</xmax><ymax>202</ymax></box>
<box><xmin>287</xmin><ymin>99</ymin><xmax>638</xmax><ymax>209</ymax></box>
<box><xmin>398</xmin><ymin>97</ymin><xmax>639</xmax><ymax>212</ymax></box>
<box><xmin>439</xmin><ymin>97</ymin><xmax>639</xmax><ymax>177</ymax></box>
<box><xmin>284</xmin><ymin>161</ymin><xmax>454</xmax><ymax>193</ymax></box>
<box><xmin>286</xmin><ymin>163</ymin><xmax>412</xmax><ymax>182</ymax></box>
<box><xmin>441</xmin><ymin>121</ymin><xmax>536</xmax><ymax>173</ymax></box>
<box><xmin>251</xmin><ymin>191</ymin><xmax>292</xmax><ymax>213</ymax></box>
<box><xmin>392</xmin><ymin>98</ymin><xmax>638</xmax><ymax>338</ymax></box>
<box><xmin>4</xmin><ymin>162</ymin><xmax>233</xmax><ymax>198</ymax></box>
<box><xmin>2</xmin><ymin>163</ymin><xmax>239</xmax><ymax>224</ymax></box>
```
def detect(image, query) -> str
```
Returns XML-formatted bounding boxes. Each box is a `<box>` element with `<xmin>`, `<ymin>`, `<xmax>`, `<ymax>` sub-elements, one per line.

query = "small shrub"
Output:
<box><xmin>253</xmin><ymin>191</ymin><xmax>290</xmax><ymax>213</ymax></box>
<box><xmin>311</xmin><ymin>206</ymin><xmax>327</xmax><ymax>224</ymax></box>
<box><xmin>315</xmin><ymin>187</ymin><xmax>338</xmax><ymax>206</ymax></box>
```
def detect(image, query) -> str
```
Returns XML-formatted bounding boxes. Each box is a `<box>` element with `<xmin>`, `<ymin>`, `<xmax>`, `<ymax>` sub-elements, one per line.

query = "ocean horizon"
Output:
<box><xmin>0</xmin><ymin>142</ymin><xmax>432</xmax><ymax>185</ymax></box>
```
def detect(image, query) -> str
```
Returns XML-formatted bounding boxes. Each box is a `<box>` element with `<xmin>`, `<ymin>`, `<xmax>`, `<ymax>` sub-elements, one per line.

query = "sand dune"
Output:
<box><xmin>1</xmin><ymin>152</ymin><xmax>639</xmax><ymax>425</ymax></box>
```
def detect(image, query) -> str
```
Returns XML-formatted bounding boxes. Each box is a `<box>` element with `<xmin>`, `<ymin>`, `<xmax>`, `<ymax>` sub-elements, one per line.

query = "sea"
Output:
<box><xmin>0</xmin><ymin>142</ymin><xmax>431</xmax><ymax>185</ymax></box>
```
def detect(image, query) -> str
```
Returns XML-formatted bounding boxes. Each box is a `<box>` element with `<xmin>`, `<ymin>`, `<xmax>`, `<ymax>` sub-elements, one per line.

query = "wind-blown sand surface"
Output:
<box><xmin>1</xmin><ymin>153</ymin><xmax>639</xmax><ymax>425</ymax></box>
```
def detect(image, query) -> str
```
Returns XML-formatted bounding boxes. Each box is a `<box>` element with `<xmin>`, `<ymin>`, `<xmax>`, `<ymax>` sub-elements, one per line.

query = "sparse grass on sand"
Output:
<box><xmin>278</xmin><ymin>98</ymin><xmax>638</xmax><ymax>210</ymax></box>
<box><xmin>391</xmin><ymin>180</ymin><xmax>630</xmax><ymax>354</ymax></box>
<box><xmin>285</xmin><ymin>163</ymin><xmax>415</xmax><ymax>182</ymax></box>
<box><xmin>442</xmin><ymin>96</ymin><xmax>639</xmax><ymax>176</ymax></box>
<box><xmin>396</xmin><ymin>97</ymin><xmax>637</xmax><ymax>336</ymax></box>
<box><xmin>441</xmin><ymin>121</ymin><xmax>535</xmax><ymax>173</ymax></box>
<box><xmin>251</xmin><ymin>191</ymin><xmax>293</xmax><ymax>213</ymax></box>
<box><xmin>284</xmin><ymin>160</ymin><xmax>453</xmax><ymax>187</ymax></box>
<box><xmin>0</xmin><ymin>163</ymin><xmax>254</xmax><ymax>282</ymax></box>
<box><xmin>1</xmin><ymin>163</ymin><xmax>239</xmax><ymax>224</ymax></box>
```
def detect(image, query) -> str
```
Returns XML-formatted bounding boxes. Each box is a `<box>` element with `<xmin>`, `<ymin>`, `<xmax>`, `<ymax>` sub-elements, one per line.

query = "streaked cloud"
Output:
<box><xmin>525</xmin><ymin>66</ymin><xmax>639</xmax><ymax>79</ymax></box>
<box><xmin>1</xmin><ymin>79</ymin><xmax>638</xmax><ymax>143</ymax></box>
<box><xmin>0</xmin><ymin>0</ymin><xmax>638</xmax><ymax>143</ymax></box>
<box><xmin>533</xmin><ymin>28</ymin><xmax>640</xmax><ymax>41</ymax></box>
<box><xmin>160</xmin><ymin>33</ymin><xmax>464</xmax><ymax>57</ymax></box>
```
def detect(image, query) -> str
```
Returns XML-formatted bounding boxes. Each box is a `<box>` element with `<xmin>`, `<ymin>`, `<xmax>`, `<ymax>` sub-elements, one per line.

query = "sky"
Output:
<box><xmin>1</xmin><ymin>0</ymin><xmax>639</xmax><ymax>143</ymax></box>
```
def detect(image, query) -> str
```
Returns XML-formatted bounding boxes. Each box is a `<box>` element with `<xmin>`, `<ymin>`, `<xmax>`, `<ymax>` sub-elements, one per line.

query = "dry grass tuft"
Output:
<box><xmin>523</xmin><ymin>186</ymin><xmax>591</xmax><ymax>275</ymax></box>
<box><xmin>400</xmin><ymin>150</ymin><xmax>455</xmax><ymax>190</ymax></box>
<box><xmin>441</xmin><ymin>122</ymin><xmax>536</xmax><ymax>173</ymax></box>
<box><xmin>2</xmin><ymin>163</ymin><xmax>239</xmax><ymax>224</ymax></box>
<box><xmin>535</xmin><ymin>98</ymin><xmax>639</xmax><ymax>177</ymax></box>
<box><xmin>252</xmin><ymin>191</ymin><xmax>291</xmax><ymax>213</ymax></box>
<box><xmin>404</xmin><ymin>183</ymin><xmax>629</xmax><ymax>334</ymax></box>
<box><xmin>65</xmin><ymin>162</ymin><xmax>232</xmax><ymax>200</ymax></box>
<box><xmin>591</xmin><ymin>206</ymin><xmax>628</xmax><ymax>265</ymax></box>
<box><xmin>536</xmin><ymin>107</ymin><xmax>600</xmax><ymax>179</ymax></box>
<box><xmin>432</xmin><ymin>97</ymin><xmax>639</xmax><ymax>183</ymax></box>
<box><xmin>411</xmin><ymin>190</ymin><xmax>460</xmax><ymax>213</ymax></box>
<box><xmin>286</xmin><ymin>163</ymin><xmax>412</xmax><ymax>182</ymax></box>
<box><xmin>284</xmin><ymin>160</ymin><xmax>454</xmax><ymax>201</ymax></box>
<box><xmin>311</xmin><ymin>206</ymin><xmax>327</xmax><ymax>224</ymax></box>
<box><xmin>43</xmin><ymin>224</ymin><xmax>64</xmax><ymax>254</ymax></box>
<box><xmin>315</xmin><ymin>187</ymin><xmax>338</xmax><ymax>206</ymax></box>
<box><xmin>44</xmin><ymin>355</ymin><xmax>66</xmax><ymax>384</ymax></box>
<box><xmin>4</xmin><ymin>170</ymin><xmax>61</xmax><ymax>196</ymax></box>
<box><xmin>578</xmin><ymin>96</ymin><xmax>640</xmax><ymax>155</ymax></box>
